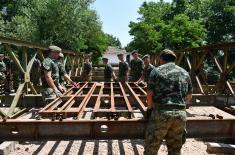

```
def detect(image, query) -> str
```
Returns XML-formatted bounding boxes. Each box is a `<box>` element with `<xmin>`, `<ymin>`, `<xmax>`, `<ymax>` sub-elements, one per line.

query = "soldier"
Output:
<box><xmin>130</xmin><ymin>50</ymin><xmax>144</xmax><ymax>82</ymax></box>
<box><xmin>56</xmin><ymin>53</ymin><xmax>77</xmax><ymax>86</ymax></box>
<box><xmin>41</xmin><ymin>45</ymin><xmax>65</xmax><ymax>103</ymax></box>
<box><xmin>0</xmin><ymin>53</ymin><xmax>6</xmax><ymax>82</ymax></box>
<box><xmin>0</xmin><ymin>53</ymin><xmax>7</xmax><ymax>93</ymax></box>
<box><xmin>145</xmin><ymin>49</ymin><xmax>193</xmax><ymax>155</ymax></box>
<box><xmin>81</xmin><ymin>57</ymin><xmax>92</xmax><ymax>82</ymax></box>
<box><xmin>30</xmin><ymin>57</ymin><xmax>42</xmax><ymax>86</ymax></box>
<box><xmin>117</xmin><ymin>53</ymin><xmax>129</xmax><ymax>82</ymax></box>
<box><xmin>136</xmin><ymin>54</ymin><xmax>154</xmax><ymax>84</ymax></box>
<box><xmin>102</xmin><ymin>57</ymin><xmax>117</xmax><ymax>82</ymax></box>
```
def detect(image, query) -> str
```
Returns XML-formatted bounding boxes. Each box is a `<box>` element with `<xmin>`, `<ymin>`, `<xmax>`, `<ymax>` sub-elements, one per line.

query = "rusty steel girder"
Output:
<box><xmin>0</xmin><ymin>118</ymin><xmax>235</xmax><ymax>141</ymax></box>
<box><xmin>38</xmin><ymin>82</ymin><xmax>148</xmax><ymax>120</ymax></box>
<box><xmin>0</xmin><ymin>82</ymin><xmax>235</xmax><ymax>141</ymax></box>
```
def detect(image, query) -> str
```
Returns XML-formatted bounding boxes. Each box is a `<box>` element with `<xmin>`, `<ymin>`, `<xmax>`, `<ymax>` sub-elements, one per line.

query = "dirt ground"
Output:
<box><xmin>9</xmin><ymin>138</ymin><xmax>213</xmax><ymax>155</ymax></box>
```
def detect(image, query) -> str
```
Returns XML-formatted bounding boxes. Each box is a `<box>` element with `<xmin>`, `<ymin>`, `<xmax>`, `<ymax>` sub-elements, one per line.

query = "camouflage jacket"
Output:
<box><xmin>41</xmin><ymin>57</ymin><xmax>60</xmax><ymax>88</ymax></box>
<box><xmin>56</xmin><ymin>61</ymin><xmax>67</xmax><ymax>84</ymax></box>
<box><xmin>130</xmin><ymin>58</ymin><xmax>144</xmax><ymax>77</ymax></box>
<box><xmin>143</xmin><ymin>64</ymin><xmax>154</xmax><ymax>83</ymax></box>
<box><xmin>0</xmin><ymin>61</ymin><xmax>6</xmax><ymax>73</ymax></box>
<box><xmin>104</xmin><ymin>63</ymin><xmax>113</xmax><ymax>80</ymax></box>
<box><xmin>83</xmin><ymin>62</ymin><xmax>92</xmax><ymax>74</ymax></box>
<box><xmin>118</xmin><ymin>61</ymin><xmax>128</xmax><ymax>79</ymax></box>
<box><xmin>148</xmin><ymin>62</ymin><xmax>192</xmax><ymax>110</ymax></box>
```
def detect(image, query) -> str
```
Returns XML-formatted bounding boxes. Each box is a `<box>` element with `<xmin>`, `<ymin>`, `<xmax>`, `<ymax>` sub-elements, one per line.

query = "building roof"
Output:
<box><xmin>104</xmin><ymin>46</ymin><xmax>129</xmax><ymax>55</ymax></box>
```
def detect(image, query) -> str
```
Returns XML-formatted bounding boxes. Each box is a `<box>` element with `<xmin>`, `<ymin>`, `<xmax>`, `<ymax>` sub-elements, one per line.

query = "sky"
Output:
<box><xmin>92</xmin><ymin>0</ymin><xmax>172</xmax><ymax>47</ymax></box>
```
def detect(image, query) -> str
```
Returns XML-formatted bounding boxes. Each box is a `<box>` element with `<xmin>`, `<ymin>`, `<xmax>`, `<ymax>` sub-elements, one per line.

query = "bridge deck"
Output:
<box><xmin>0</xmin><ymin>82</ymin><xmax>235</xmax><ymax>141</ymax></box>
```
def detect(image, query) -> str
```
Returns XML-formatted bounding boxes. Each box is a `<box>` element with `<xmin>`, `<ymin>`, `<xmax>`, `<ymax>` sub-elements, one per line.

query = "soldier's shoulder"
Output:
<box><xmin>149</xmin><ymin>68</ymin><xmax>158</xmax><ymax>76</ymax></box>
<box><xmin>137</xmin><ymin>58</ymin><xmax>143</xmax><ymax>63</ymax></box>
<box><xmin>149</xmin><ymin>64</ymin><xmax>155</xmax><ymax>69</ymax></box>
<box><xmin>43</xmin><ymin>57</ymin><xmax>53</xmax><ymax>63</ymax></box>
<box><xmin>108</xmin><ymin>64</ymin><xmax>113</xmax><ymax>68</ymax></box>
<box><xmin>124</xmin><ymin>61</ymin><xmax>129</xmax><ymax>65</ymax></box>
<box><xmin>174</xmin><ymin>65</ymin><xmax>189</xmax><ymax>76</ymax></box>
<box><xmin>42</xmin><ymin>58</ymin><xmax>53</xmax><ymax>70</ymax></box>
<box><xmin>130</xmin><ymin>59</ymin><xmax>135</xmax><ymax>63</ymax></box>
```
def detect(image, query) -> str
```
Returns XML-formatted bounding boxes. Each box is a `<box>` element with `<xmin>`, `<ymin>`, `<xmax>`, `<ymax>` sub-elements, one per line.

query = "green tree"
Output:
<box><xmin>126</xmin><ymin>1</ymin><xmax>206</xmax><ymax>53</ymax></box>
<box><xmin>205</xmin><ymin>0</ymin><xmax>235</xmax><ymax>43</ymax></box>
<box><xmin>0</xmin><ymin>0</ymin><xmax>109</xmax><ymax>62</ymax></box>
<box><xmin>105</xmin><ymin>34</ymin><xmax>122</xmax><ymax>48</ymax></box>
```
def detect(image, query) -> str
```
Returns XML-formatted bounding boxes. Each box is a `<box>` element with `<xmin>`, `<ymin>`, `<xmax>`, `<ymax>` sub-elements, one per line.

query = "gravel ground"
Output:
<box><xmin>9</xmin><ymin>139</ymin><xmax>213</xmax><ymax>155</ymax></box>
<box><xmin>5</xmin><ymin>106</ymin><xmax>235</xmax><ymax>154</ymax></box>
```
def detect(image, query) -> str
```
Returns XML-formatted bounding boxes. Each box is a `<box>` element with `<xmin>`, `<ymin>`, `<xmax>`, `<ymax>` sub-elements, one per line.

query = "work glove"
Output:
<box><xmin>146</xmin><ymin>108</ymin><xmax>153</xmax><ymax>119</ymax></box>
<box><xmin>54</xmin><ymin>89</ymin><xmax>63</xmax><ymax>98</ymax></box>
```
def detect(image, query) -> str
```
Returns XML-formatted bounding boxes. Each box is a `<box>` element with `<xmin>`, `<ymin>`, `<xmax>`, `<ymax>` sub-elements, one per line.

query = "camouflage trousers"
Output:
<box><xmin>118</xmin><ymin>76</ymin><xmax>128</xmax><ymax>83</ymax></box>
<box><xmin>144</xmin><ymin>110</ymin><xmax>186</xmax><ymax>155</ymax></box>
<box><xmin>129</xmin><ymin>73</ymin><xmax>142</xmax><ymax>82</ymax></box>
<box><xmin>81</xmin><ymin>72</ymin><xmax>91</xmax><ymax>82</ymax></box>
<box><xmin>104</xmin><ymin>78</ymin><xmax>112</xmax><ymax>82</ymax></box>
<box><xmin>41</xmin><ymin>88</ymin><xmax>57</xmax><ymax>104</ymax></box>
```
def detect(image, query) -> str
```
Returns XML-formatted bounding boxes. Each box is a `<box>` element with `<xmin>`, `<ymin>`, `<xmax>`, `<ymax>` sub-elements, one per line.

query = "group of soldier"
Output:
<box><xmin>102</xmin><ymin>50</ymin><xmax>155</xmax><ymax>84</ymax></box>
<box><xmin>0</xmin><ymin>44</ymin><xmax>193</xmax><ymax>155</ymax></box>
<box><xmin>101</xmin><ymin>49</ymin><xmax>192</xmax><ymax>155</ymax></box>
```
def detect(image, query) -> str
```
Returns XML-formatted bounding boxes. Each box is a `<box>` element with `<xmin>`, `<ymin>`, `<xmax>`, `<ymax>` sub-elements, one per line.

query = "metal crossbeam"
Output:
<box><xmin>0</xmin><ymin>119</ymin><xmax>235</xmax><ymax>140</ymax></box>
<box><xmin>39</xmin><ymin>82</ymin><xmax>148</xmax><ymax>120</ymax></box>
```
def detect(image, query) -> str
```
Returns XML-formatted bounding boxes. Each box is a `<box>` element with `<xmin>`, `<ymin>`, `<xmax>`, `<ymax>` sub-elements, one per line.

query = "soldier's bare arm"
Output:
<box><xmin>185</xmin><ymin>75</ymin><xmax>193</xmax><ymax>105</ymax></box>
<box><xmin>64</xmin><ymin>74</ymin><xmax>77</xmax><ymax>87</ymax></box>
<box><xmin>147</xmin><ymin>89</ymin><xmax>154</xmax><ymax>109</ymax></box>
<box><xmin>112</xmin><ymin>71</ymin><xmax>117</xmax><ymax>81</ymax></box>
<box><xmin>44</xmin><ymin>70</ymin><xmax>58</xmax><ymax>91</ymax></box>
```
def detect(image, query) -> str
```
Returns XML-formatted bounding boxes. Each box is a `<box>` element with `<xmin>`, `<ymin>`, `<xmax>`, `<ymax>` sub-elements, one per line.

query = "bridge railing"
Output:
<box><xmin>150</xmin><ymin>42</ymin><xmax>235</xmax><ymax>96</ymax></box>
<box><xmin>0</xmin><ymin>36</ymin><xmax>87</xmax><ymax>117</ymax></box>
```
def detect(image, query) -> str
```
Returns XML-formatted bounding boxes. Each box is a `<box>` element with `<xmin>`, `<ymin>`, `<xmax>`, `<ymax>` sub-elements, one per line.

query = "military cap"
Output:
<box><xmin>48</xmin><ymin>45</ymin><xmax>62</xmax><ymax>53</ymax></box>
<box><xmin>159</xmin><ymin>49</ymin><xmax>177</xmax><ymax>62</ymax></box>
<box><xmin>131</xmin><ymin>50</ymin><xmax>138</xmax><ymax>55</ymax></box>
<box><xmin>142</xmin><ymin>54</ymin><xmax>150</xmax><ymax>60</ymax></box>
<box><xmin>59</xmin><ymin>53</ymin><xmax>64</xmax><ymax>58</ymax></box>
<box><xmin>117</xmin><ymin>53</ymin><xmax>124</xmax><ymax>57</ymax></box>
<box><xmin>102</xmin><ymin>57</ymin><xmax>108</xmax><ymax>61</ymax></box>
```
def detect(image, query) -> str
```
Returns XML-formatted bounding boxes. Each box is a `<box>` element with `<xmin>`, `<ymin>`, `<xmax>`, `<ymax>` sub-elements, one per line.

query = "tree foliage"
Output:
<box><xmin>126</xmin><ymin>0</ymin><xmax>234</xmax><ymax>54</ymax></box>
<box><xmin>105</xmin><ymin>34</ymin><xmax>122</xmax><ymax>49</ymax></box>
<box><xmin>126</xmin><ymin>1</ymin><xmax>206</xmax><ymax>54</ymax></box>
<box><xmin>0</xmin><ymin>0</ymin><xmax>121</xmax><ymax>62</ymax></box>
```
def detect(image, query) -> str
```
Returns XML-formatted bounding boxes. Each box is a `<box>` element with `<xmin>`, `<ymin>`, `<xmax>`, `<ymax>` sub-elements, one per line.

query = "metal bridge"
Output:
<box><xmin>0</xmin><ymin>36</ymin><xmax>235</xmax><ymax>141</ymax></box>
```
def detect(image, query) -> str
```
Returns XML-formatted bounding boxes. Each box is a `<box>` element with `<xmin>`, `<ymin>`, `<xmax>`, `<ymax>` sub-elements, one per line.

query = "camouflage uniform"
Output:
<box><xmin>143</xmin><ymin>64</ymin><xmax>154</xmax><ymax>83</ymax></box>
<box><xmin>118</xmin><ymin>61</ymin><xmax>128</xmax><ymax>82</ymax></box>
<box><xmin>41</xmin><ymin>57</ymin><xmax>60</xmax><ymax>102</ymax></box>
<box><xmin>30</xmin><ymin>58</ymin><xmax>41</xmax><ymax>86</ymax></box>
<box><xmin>56</xmin><ymin>61</ymin><xmax>67</xmax><ymax>85</ymax></box>
<box><xmin>0</xmin><ymin>60</ymin><xmax>6</xmax><ymax>81</ymax></box>
<box><xmin>81</xmin><ymin>62</ymin><xmax>92</xmax><ymax>82</ymax></box>
<box><xmin>145</xmin><ymin>62</ymin><xmax>192</xmax><ymax>155</ymax></box>
<box><xmin>130</xmin><ymin>58</ymin><xmax>144</xmax><ymax>81</ymax></box>
<box><xmin>104</xmin><ymin>63</ymin><xmax>113</xmax><ymax>82</ymax></box>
